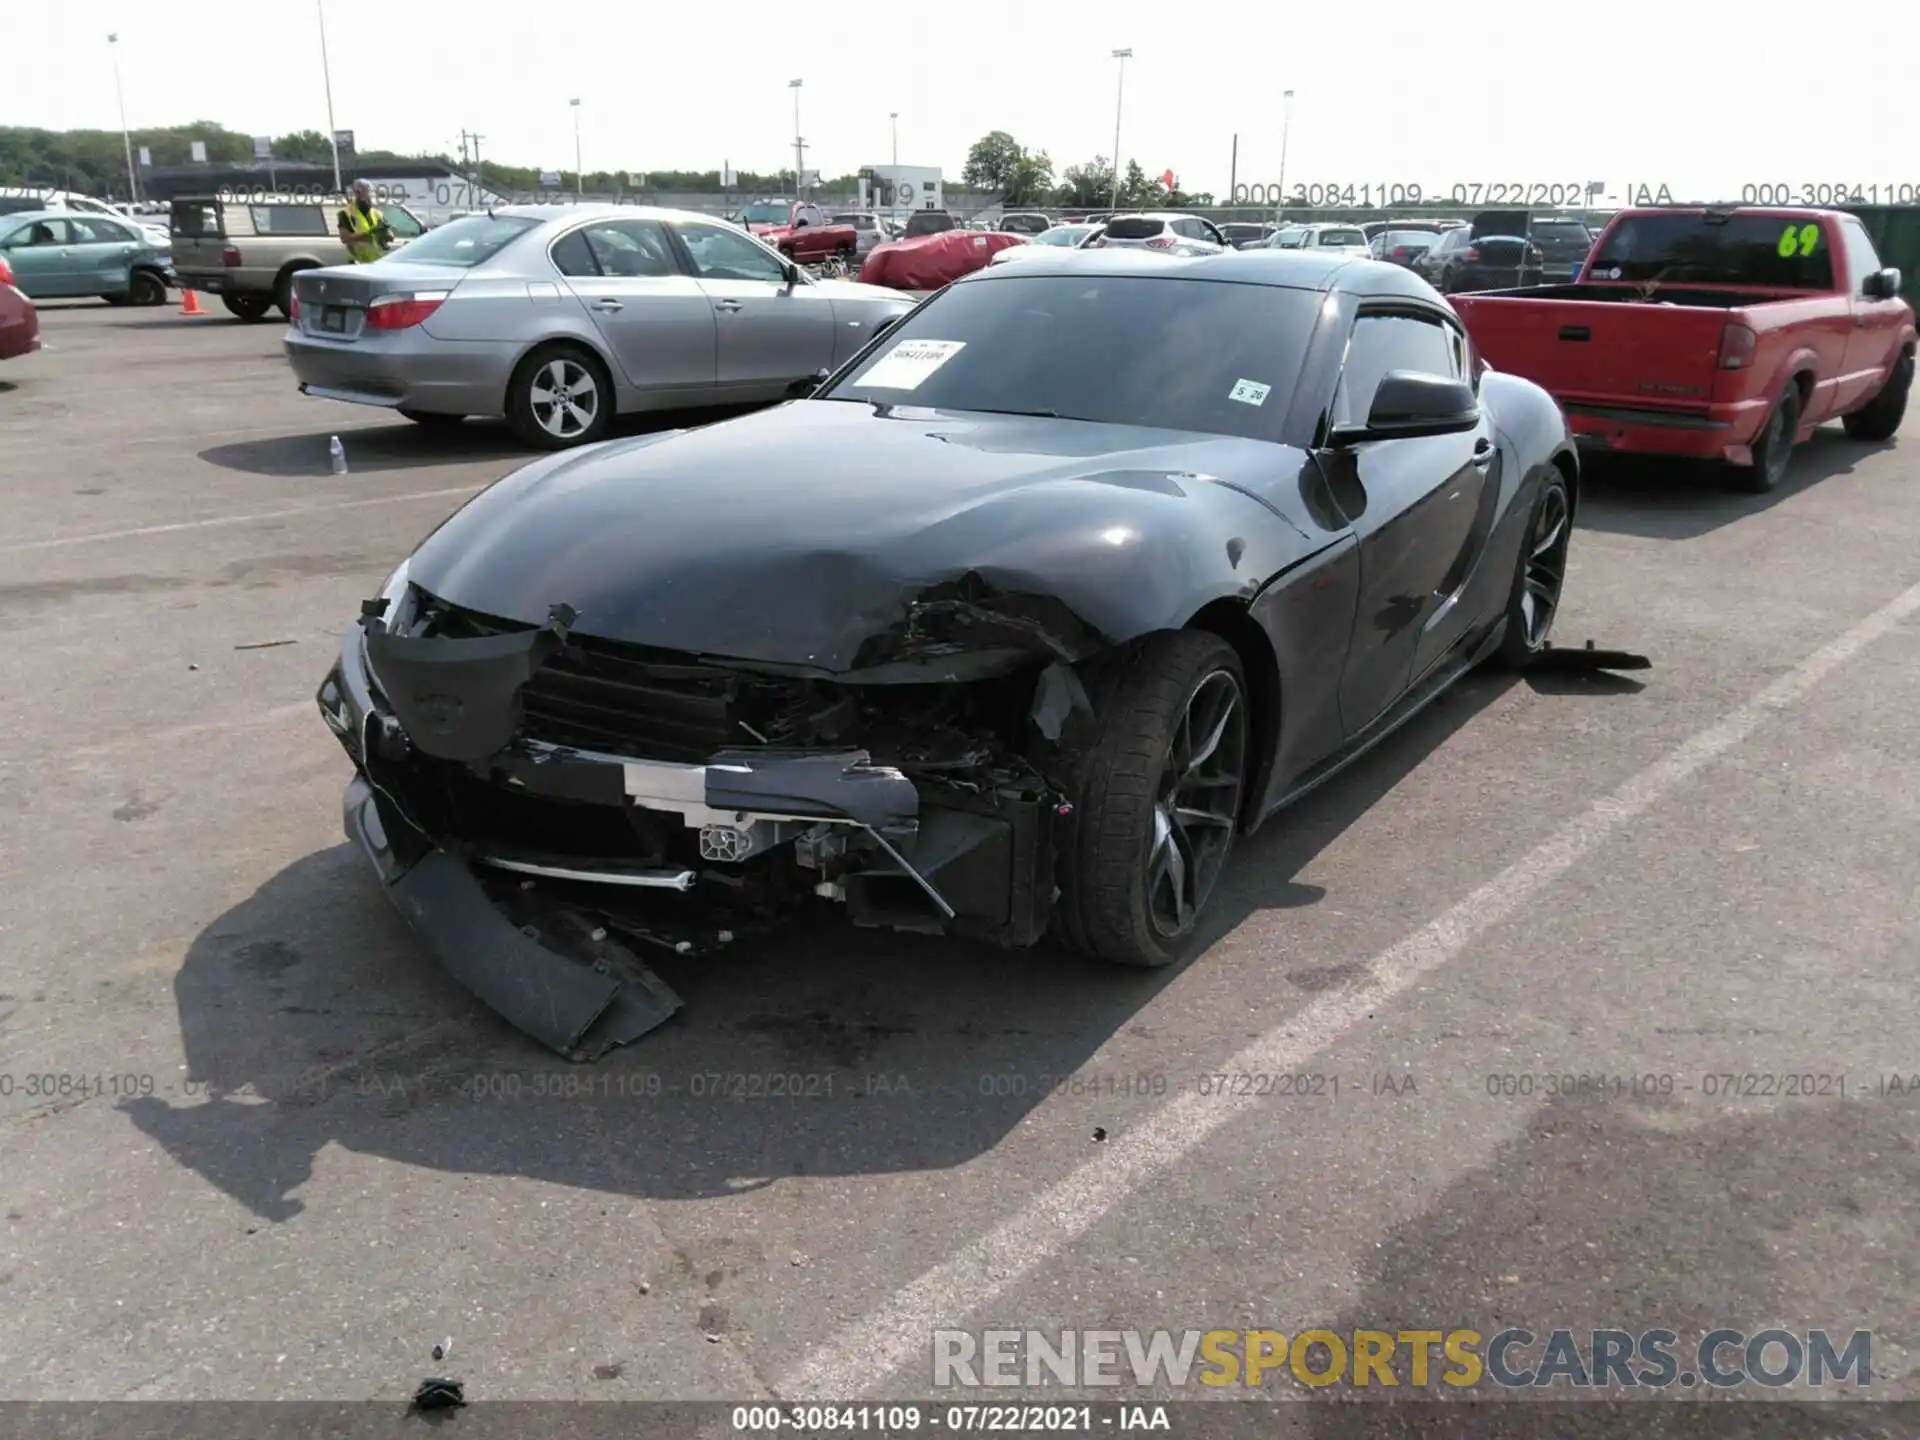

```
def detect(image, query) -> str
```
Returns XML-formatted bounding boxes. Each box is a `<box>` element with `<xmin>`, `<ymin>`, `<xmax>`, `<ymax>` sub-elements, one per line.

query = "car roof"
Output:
<box><xmin>952</xmin><ymin>245</ymin><xmax>1443</xmax><ymax>299</ymax></box>
<box><xmin>0</xmin><ymin>210</ymin><xmax>63</xmax><ymax>224</ymax></box>
<box><xmin>480</xmin><ymin>203</ymin><xmax>748</xmax><ymax>227</ymax></box>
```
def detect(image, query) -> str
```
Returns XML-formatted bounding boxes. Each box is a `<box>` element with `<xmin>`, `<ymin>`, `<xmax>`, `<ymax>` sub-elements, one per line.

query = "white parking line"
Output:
<box><xmin>0</xmin><ymin>485</ymin><xmax>488</xmax><ymax>554</ymax></box>
<box><xmin>775</xmin><ymin>574</ymin><xmax>1920</xmax><ymax>1402</ymax></box>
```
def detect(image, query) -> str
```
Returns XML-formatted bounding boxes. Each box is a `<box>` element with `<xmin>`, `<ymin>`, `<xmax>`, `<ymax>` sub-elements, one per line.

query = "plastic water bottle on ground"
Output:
<box><xmin>329</xmin><ymin>436</ymin><xmax>348</xmax><ymax>475</ymax></box>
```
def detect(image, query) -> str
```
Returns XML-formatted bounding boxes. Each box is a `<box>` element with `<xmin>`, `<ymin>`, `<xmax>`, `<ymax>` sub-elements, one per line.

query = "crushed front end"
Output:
<box><xmin>318</xmin><ymin>566</ymin><xmax>1089</xmax><ymax>1059</ymax></box>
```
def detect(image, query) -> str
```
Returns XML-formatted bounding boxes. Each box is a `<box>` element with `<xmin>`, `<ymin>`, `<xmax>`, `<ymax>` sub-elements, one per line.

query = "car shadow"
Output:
<box><xmin>126</xmin><ymin>669</ymin><xmax>1543</xmax><ymax>1219</ymax></box>
<box><xmin>1576</xmin><ymin>429</ymin><xmax>1894</xmax><ymax>541</ymax></box>
<box><xmin>197</xmin><ymin>405</ymin><xmax>767</xmax><ymax>477</ymax></box>
<box><xmin>1293</xmin><ymin>1090</ymin><xmax>1917</xmax><ymax>1437</ymax></box>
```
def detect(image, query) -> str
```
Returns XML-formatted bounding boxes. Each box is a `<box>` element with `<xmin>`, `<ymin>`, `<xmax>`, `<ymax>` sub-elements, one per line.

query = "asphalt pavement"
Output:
<box><xmin>4</xmin><ymin>300</ymin><xmax>1920</xmax><ymax>1426</ymax></box>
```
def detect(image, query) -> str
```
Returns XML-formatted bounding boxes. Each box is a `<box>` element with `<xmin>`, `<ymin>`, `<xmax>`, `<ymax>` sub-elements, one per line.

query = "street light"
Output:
<box><xmin>316</xmin><ymin>0</ymin><xmax>342</xmax><ymax>193</ymax></box>
<box><xmin>569</xmin><ymin>98</ymin><xmax>582</xmax><ymax>200</ymax></box>
<box><xmin>890</xmin><ymin>112</ymin><xmax>899</xmax><ymax>167</ymax></box>
<box><xmin>106</xmin><ymin>34</ymin><xmax>138</xmax><ymax>204</ymax></box>
<box><xmin>1109</xmin><ymin>48</ymin><xmax>1132</xmax><ymax>212</ymax></box>
<box><xmin>1275</xmin><ymin>89</ymin><xmax>1295</xmax><ymax>224</ymax></box>
<box><xmin>789</xmin><ymin>78</ymin><xmax>805</xmax><ymax>197</ymax></box>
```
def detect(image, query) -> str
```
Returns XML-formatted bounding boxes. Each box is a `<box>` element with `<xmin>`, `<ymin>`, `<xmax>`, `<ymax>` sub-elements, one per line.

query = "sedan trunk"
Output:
<box><xmin>291</xmin><ymin>263</ymin><xmax>463</xmax><ymax>342</ymax></box>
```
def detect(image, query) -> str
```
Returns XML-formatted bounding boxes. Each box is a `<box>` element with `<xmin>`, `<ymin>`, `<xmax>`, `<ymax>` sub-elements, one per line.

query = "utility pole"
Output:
<box><xmin>789</xmin><ymin>79</ymin><xmax>805</xmax><ymax>198</ymax></box>
<box><xmin>1109</xmin><ymin>48</ymin><xmax>1132</xmax><ymax>213</ymax></box>
<box><xmin>316</xmin><ymin>0</ymin><xmax>342</xmax><ymax>193</ymax></box>
<box><xmin>890</xmin><ymin>112</ymin><xmax>898</xmax><ymax>167</ymax></box>
<box><xmin>1276</xmin><ymin>89</ymin><xmax>1295</xmax><ymax>225</ymax></box>
<box><xmin>107</xmin><ymin>34</ymin><xmax>139</xmax><ymax>204</ymax></box>
<box><xmin>569</xmin><ymin>99</ymin><xmax>582</xmax><ymax>200</ymax></box>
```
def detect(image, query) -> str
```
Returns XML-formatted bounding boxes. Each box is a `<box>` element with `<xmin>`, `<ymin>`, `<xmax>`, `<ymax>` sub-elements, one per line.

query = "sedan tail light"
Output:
<box><xmin>1463</xmin><ymin>247</ymin><xmax>1482</xmax><ymax>262</ymax></box>
<box><xmin>289</xmin><ymin>292</ymin><xmax>300</xmax><ymax>322</ymax></box>
<box><xmin>1718</xmin><ymin>322</ymin><xmax>1758</xmax><ymax>370</ymax></box>
<box><xmin>221</xmin><ymin>246</ymin><xmax>242</xmax><ymax>267</ymax></box>
<box><xmin>366</xmin><ymin>292</ymin><xmax>450</xmax><ymax>331</ymax></box>
<box><xmin>1390</xmin><ymin>245</ymin><xmax>1409</xmax><ymax>260</ymax></box>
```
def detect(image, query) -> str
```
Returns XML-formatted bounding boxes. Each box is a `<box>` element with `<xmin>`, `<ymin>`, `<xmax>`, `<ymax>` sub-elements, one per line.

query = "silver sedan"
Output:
<box><xmin>283</xmin><ymin>204</ymin><xmax>917</xmax><ymax>449</ymax></box>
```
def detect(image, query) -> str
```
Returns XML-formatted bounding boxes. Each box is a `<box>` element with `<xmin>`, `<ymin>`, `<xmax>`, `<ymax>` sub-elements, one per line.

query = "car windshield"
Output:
<box><xmin>1270</xmin><ymin>229</ymin><xmax>1306</xmax><ymax>248</ymax></box>
<box><xmin>1532</xmin><ymin>221</ymin><xmax>1591</xmax><ymax>243</ymax></box>
<box><xmin>392</xmin><ymin>213</ymin><xmax>537</xmax><ymax>267</ymax></box>
<box><xmin>822</xmin><ymin>274</ymin><xmax>1321</xmax><ymax>443</ymax></box>
<box><xmin>1036</xmin><ymin>225</ymin><xmax>1093</xmax><ymax>246</ymax></box>
<box><xmin>740</xmin><ymin>201</ymin><xmax>789</xmax><ymax>225</ymax></box>
<box><xmin>1317</xmin><ymin>229</ymin><xmax>1366</xmax><ymax>246</ymax></box>
<box><xmin>1383</xmin><ymin>231</ymin><xmax>1434</xmax><ymax>248</ymax></box>
<box><xmin>1588</xmin><ymin>213</ymin><xmax>1835</xmax><ymax>287</ymax></box>
<box><xmin>1103</xmin><ymin>217</ymin><xmax>1166</xmax><ymax>240</ymax></box>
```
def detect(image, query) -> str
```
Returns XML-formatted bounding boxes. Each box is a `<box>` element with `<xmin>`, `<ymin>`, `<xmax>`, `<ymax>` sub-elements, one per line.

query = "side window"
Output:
<box><xmin>384</xmin><ymin>208</ymin><xmax>422</xmax><ymax>239</ymax></box>
<box><xmin>1333</xmin><ymin>314</ymin><xmax>1459</xmax><ymax>428</ymax></box>
<box><xmin>675</xmin><ymin>223</ymin><xmax>788</xmax><ymax>284</ymax></box>
<box><xmin>549</xmin><ymin>228</ymin><xmax>599</xmax><ymax>278</ymax></box>
<box><xmin>1842</xmin><ymin>221</ymin><xmax>1884</xmax><ymax>297</ymax></box>
<box><xmin>251</xmin><ymin>205</ymin><xmax>330</xmax><ymax>236</ymax></box>
<box><xmin>1172</xmin><ymin>218</ymin><xmax>1200</xmax><ymax>241</ymax></box>
<box><xmin>24</xmin><ymin>219</ymin><xmax>72</xmax><ymax>246</ymax></box>
<box><xmin>67</xmin><ymin>217</ymin><xmax>126</xmax><ymax>243</ymax></box>
<box><xmin>582</xmin><ymin>219</ymin><xmax>679</xmax><ymax>278</ymax></box>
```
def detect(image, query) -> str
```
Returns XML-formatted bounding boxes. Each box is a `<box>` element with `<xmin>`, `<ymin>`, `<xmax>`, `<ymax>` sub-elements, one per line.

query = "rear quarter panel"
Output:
<box><xmin>1732</xmin><ymin>295</ymin><xmax>1854</xmax><ymax>421</ymax></box>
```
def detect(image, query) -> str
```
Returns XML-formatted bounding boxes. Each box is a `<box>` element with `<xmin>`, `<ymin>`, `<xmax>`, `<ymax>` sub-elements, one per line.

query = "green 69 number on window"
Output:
<box><xmin>1777</xmin><ymin>223</ymin><xmax>1820</xmax><ymax>258</ymax></box>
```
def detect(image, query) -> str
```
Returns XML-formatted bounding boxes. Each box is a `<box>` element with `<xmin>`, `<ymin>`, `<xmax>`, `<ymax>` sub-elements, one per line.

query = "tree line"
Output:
<box><xmin>960</xmin><ymin>131</ymin><xmax>1214</xmax><ymax>209</ymax></box>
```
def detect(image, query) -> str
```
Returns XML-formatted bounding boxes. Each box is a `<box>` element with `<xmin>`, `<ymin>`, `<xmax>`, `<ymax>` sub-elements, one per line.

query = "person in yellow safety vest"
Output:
<box><xmin>336</xmin><ymin>180</ymin><xmax>394</xmax><ymax>263</ymax></box>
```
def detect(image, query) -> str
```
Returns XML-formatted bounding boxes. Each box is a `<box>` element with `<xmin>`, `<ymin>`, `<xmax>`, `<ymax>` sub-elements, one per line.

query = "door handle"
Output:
<box><xmin>590</xmin><ymin>298</ymin><xmax>623</xmax><ymax>312</ymax></box>
<box><xmin>714</xmin><ymin>299</ymin><xmax>743</xmax><ymax>312</ymax></box>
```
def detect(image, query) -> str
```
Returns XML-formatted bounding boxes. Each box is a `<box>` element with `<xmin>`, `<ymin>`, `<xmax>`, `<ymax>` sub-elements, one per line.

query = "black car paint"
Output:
<box><xmin>325</xmin><ymin>249</ymin><xmax>1576</xmax><ymax>1050</ymax></box>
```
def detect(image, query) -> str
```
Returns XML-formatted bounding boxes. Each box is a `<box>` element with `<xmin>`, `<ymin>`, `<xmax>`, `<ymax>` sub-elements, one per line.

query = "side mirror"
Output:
<box><xmin>1865</xmin><ymin>267</ymin><xmax>1902</xmax><ymax>300</ymax></box>
<box><xmin>1330</xmin><ymin>371</ymin><xmax>1480</xmax><ymax>445</ymax></box>
<box><xmin>785</xmin><ymin>368</ymin><xmax>831</xmax><ymax>399</ymax></box>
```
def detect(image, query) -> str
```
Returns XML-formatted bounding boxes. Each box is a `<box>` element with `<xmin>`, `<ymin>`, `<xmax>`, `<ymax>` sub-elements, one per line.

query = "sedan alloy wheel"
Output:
<box><xmin>529</xmin><ymin>358</ymin><xmax>601</xmax><ymax>441</ymax></box>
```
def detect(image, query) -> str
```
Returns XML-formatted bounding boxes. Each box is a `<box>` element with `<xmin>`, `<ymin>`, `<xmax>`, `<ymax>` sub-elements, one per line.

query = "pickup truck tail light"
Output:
<box><xmin>366</xmin><ymin>292</ymin><xmax>449</xmax><ymax>331</ymax></box>
<box><xmin>221</xmin><ymin>246</ymin><xmax>243</xmax><ymax>267</ymax></box>
<box><xmin>1718</xmin><ymin>322</ymin><xmax>1758</xmax><ymax>370</ymax></box>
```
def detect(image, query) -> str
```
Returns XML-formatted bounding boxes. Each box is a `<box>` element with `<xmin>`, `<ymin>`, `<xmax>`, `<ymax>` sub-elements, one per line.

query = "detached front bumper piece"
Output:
<box><xmin>342</xmin><ymin>776</ymin><xmax>682</xmax><ymax>1060</ymax></box>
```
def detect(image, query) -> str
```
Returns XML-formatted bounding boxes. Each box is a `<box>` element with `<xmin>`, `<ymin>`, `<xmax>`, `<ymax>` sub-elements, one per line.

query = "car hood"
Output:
<box><xmin>805</xmin><ymin>277</ymin><xmax>913</xmax><ymax>305</ymax></box>
<box><xmin>402</xmin><ymin>400</ymin><xmax>1312</xmax><ymax>674</ymax></box>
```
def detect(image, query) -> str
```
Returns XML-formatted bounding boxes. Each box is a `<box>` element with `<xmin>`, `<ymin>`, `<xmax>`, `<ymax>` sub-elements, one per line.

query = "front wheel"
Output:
<box><xmin>1054</xmin><ymin>631</ymin><xmax>1250</xmax><ymax>968</ymax></box>
<box><xmin>1842</xmin><ymin>353</ymin><xmax>1912</xmax><ymax>442</ymax></box>
<box><xmin>505</xmin><ymin>344</ymin><xmax>613</xmax><ymax>450</ymax></box>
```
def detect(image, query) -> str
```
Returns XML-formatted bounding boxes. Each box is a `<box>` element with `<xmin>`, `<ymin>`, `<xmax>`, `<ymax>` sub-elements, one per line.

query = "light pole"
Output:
<box><xmin>316</xmin><ymin>0</ymin><xmax>342</xmax><ymax>193</ymax></box>
<box><xmin>106</xmin><ymin>34</ymin><xmax>138</xmax><ymax>203</ymax></box>
<box><xmin>1109</xmin><ymin>48</ymin><xmax>1132</xmax><ymax>212</ymax></box>
<box><xmin>569</xmin><ymin>98</ymin><xmax>582</xmax><ymax>200</ymax></box>
<box><xmin>789</xmin><ymin>78</ymin><xmax>805</xmax><ymax>197</ymax></box>
<box><xmin>1275</xmin><ymin>89</ymin><xmax>1295</xmax><ymax>224</ymax></box>
<box><xmin>890</xmin><ymin>112</ymin><xmax>898</xmax><ymax>167</ymax></box>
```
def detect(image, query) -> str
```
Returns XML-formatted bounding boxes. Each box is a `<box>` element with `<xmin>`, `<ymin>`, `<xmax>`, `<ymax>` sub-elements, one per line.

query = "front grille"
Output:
<box><xmin>416</xmin><ymin>593</ymin><xmax>756</xmax><ymax>761</ymax></box>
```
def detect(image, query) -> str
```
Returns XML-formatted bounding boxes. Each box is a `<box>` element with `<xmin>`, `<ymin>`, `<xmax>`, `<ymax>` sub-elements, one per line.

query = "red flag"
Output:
<box><xmin>1160</xmin><ymin>169</ymin><xmax>1176</xmax><ymax>189</ymax></box>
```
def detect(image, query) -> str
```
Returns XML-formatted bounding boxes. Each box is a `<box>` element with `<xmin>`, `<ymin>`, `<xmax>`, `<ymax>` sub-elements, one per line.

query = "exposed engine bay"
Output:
<box><xmin>319</xmin><ymin>570</ymin><xmax>1102</xmax><ymax>1060</ymax></box>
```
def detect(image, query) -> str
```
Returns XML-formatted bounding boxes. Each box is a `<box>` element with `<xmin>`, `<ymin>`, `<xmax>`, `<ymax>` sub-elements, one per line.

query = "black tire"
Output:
<box><xmin>505</xmin><ymin>343</ymin><xmax>613</xmax><ymax>450</ymax></box>
<box><xmin>1842</xmin><ymin>353</ymin><xmax>1912</xmax><ymax>442</ymax></box>
<box><xmin>1053</xmin><ymin>631</ymin><xmax>1251</xmax><ymax>968</ymax></box>
<box><xmin>103</xmin><ymin>292</ymin><xmax>130</xmax><ymax>306</ymax></box>
<box><xmin>397</xmin><ymin>408</ymin><xmax>465</xmax><ymax>426</ymax></box>
<box><xmin>1491</xmin><ymin>468</ymin><xmax>1574</xmax><ymax>668</ymax></box>
<box><xmin>221</xmin><ymin>292</ymin><xmax>273</xmax><ymax>323</ymax></box>
<box><xmin>1733</xmin><ymin>384</ymin><xmax>1800</xmax><ymax>493</ymax></box>
<box><xmin>128</xmin><ymin>269</ymin><xmax>168</xmax><ymax>306</ymax></box>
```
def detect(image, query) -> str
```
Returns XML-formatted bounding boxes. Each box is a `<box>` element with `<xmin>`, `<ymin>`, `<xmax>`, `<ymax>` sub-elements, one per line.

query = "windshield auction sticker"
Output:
<box><xmin>857</xmin><ymin>339</ymin><xmax>966</xmax><ymax>390</ymax></box>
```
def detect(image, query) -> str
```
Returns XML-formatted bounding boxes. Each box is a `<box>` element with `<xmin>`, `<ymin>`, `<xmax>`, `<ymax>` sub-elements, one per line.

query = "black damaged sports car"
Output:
<box><xmin>319</xmin><ymin>248</ymin><xmax>1581</xmax><ymax>1058</ymax></box>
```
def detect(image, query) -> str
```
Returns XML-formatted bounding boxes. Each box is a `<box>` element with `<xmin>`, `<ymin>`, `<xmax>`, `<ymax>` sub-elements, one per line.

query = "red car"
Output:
<box><xmin>861</xmin><ymin>229</ymin><xmax>1029</xmax><ymax>290</ymax></box>
<box><xmin>0</xmin><ymin>254</ymin><xmax>40</xmax><ymax>362</ymax></box>
<box><xmin>1450</xmin><ymin>206</ymin><xmax>1915</xmax><ymax>492</ymax></box>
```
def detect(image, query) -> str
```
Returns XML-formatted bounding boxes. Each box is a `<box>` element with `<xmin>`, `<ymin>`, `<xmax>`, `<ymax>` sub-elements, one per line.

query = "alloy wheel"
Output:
<box><xmin>1762</xmin><ymin>403</ymin><xmax>1791</xmax><ymax>487</ymax></box>
<box><xmin>528</xmin><ymin>359</ymin><xmax>600</xmax><ymax>440</ymax></box>
<box><xmin>1520</xmin><ymin>483</ymin><xmax>1571</xmax><ymax>648</ymax></box>
<box><xmin>1146</xmin><ymin>669</ymin><xmax>1246</xmax><ymax>939</ymax></box>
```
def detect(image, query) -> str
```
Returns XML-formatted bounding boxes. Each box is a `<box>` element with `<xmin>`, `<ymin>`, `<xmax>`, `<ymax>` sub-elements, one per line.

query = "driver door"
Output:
<box><xmin>670</xmin><ymin>220</ymin><xmax>836</xmax><ymax>399</ymax></box>
<box><xmin>3</xmin><ymin>218</ymin><xmax>80</xmax><ymax>297</ymax></box>
<box><xmin>1317</xmin><ymin>308</ymin><xmax>1496</xmax><ymax>735</ymax></box>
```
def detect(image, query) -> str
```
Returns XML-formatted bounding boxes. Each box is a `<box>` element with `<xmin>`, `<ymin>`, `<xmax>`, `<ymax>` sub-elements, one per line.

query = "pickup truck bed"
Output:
<box><xmin>1449</xmin><ymin>208</ymin><xmax>1915</xmax><ymax>490</ymax></box>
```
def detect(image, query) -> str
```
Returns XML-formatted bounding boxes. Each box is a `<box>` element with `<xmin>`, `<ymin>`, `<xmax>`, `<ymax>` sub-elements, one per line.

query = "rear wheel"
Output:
<box><xmin>1053</xmin><ymin>631</ymin><xmax>1250</xmax><ymax>968</ymax></box>
<box><xmin>1842</xmin><ymin>353</ymin><xmax>1912</xmax><ymax>442</ymax></box>
<box><xmin>128</xmin><ymin>268</ymin><xmax>168</xmax><ymax>306</ymax></box>
<box><xmin>221</xmin><ymin>293</ymin><xmax>272</xmax><ymax>323</ymax></box>
<box><xmin>505</xmin><ymin>344</ymin><xmax>612</xmax><ymax>449</ymax></box>
<box><xmin>1733</xmin><ymin>385</ymin><xmax>1799</xmax><ymax>493</ymax></box>
<box><xmin>1492</xmin><ymin>469</ymin><xmax>1573</xmax><ymax>667</ymax></box>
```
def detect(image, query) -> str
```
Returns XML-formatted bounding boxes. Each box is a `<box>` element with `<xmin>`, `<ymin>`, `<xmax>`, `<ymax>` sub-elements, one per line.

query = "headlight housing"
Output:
<box><xmin>371</xmin><ymin>558</ymin><xmax>416</xmax><ymax>631</ymax></box>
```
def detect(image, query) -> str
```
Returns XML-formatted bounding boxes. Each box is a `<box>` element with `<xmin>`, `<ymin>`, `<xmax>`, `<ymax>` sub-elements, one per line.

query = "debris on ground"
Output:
<box><xmin>431</xmin><ymin>1337</ymin><xmax>451</xmax><ymax>1361</ymax></box>
<box><xmin>1093</xmin><ymin>1127</ymin><xmax>1108</xmax><ymax>1142</ymax></box>
<box><xmin>410</xmin><ymin>1377</ymin><xmax>465</xmax><ymax>1411</ymax></box>
<box><xmin>234</xmin><ymin>640</ymin><xmax>298</xmax><ymax>651</ymax></box>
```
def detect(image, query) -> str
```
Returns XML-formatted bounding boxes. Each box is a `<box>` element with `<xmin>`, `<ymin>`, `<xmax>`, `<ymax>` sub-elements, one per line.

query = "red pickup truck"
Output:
<box><xmin>1450</xmin><ymin>207</ymin><xmax>1915</xmax><ymax>491</ymax></box>
<box><xmin>739</xmin><ymin>200</ymin><xmax>859</xmax><ymax>265</ymax></box>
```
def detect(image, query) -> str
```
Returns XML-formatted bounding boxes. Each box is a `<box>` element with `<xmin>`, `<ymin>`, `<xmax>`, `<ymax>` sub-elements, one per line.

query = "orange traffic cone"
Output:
<box><xmin>180</xmin><ymin>289</ymin><xmax>204</xmax><ymax>316</ymax></box>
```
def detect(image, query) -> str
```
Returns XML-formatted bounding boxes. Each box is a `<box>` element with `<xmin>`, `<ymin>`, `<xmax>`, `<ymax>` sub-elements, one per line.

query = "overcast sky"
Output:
<box><xmin>11</xmin><ymin>2</ymin><xmax>1919</xmax><ymax>204</ymax></box>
